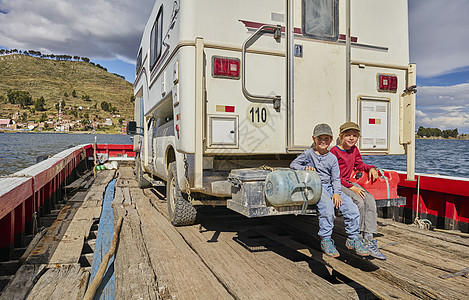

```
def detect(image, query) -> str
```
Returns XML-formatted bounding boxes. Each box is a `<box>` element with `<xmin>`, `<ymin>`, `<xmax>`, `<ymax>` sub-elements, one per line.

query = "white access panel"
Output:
<box><xmin>209</xmin><ymin>116</ymin><xmax>238</xmax><ymax>148</ymax></box>
<box><xmin>359</xmin><ymin>97</ymin><xmax>390</xmax><ymax>151</ymax></box>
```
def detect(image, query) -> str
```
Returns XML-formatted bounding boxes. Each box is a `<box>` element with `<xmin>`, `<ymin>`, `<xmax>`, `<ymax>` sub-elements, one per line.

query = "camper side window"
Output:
<box><xmin>136</xmin><ymin>48</ymin><xmax>142</xmax><ymax>73</ymax></box>
<box><xmin>150</xmin><ymin>6</ymin><xmax>163</xmax><ymax>70</ymax></box>
<box><xmin>302</xmin><ymin>0</ymin><xmax>338</xmax><ymax>41</ymax></box>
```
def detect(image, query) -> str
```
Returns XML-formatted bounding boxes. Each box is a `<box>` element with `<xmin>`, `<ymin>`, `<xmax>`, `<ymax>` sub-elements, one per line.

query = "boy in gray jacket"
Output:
<box><xmin>290</xmin><ymin>124</ymin><xmax>368</xmax><ymax>257</ymax></box>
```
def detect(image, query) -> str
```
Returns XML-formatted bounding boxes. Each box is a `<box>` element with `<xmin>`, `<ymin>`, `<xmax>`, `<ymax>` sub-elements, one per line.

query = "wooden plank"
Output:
<box><xmin>113</xmin><ymin>202</ymin><xmax>160</xmax><ymax>299</ymax></box>
<box><xmin>131</xmin><ymin>188</ymin><xmax>232</xmax><ymax>299</ymax></box>
<box><xmin>0</xmin><ymin>264</ymin><xmax>46</xmax><ymax>300</ymax></box>
<box><xmin>26</xmin><ymin>264</ymin><xmax>89</xmax><ymax>300</ymax></box>
<box><xmin>256</xmin><ymin>228</ymin><xmax>417</xmax><ymax>300</ymax></box>
<box><xmin>49</xmin><ymin>219</ymin><xmax>95</xmax><ymax>265</ymax></box>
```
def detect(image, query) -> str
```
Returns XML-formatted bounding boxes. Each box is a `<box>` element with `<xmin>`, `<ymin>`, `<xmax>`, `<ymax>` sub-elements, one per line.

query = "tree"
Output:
<box><xmin>81</xmin><ymin>57</ymin><xmax>90</xmax><ymax>63</ymax></box>
<box><xmin>34</xmin><ymin>96</ymin><xmax>46</xmax><ymax>111</ymax></box>
<box><xmin>101</xmin><ymin>101</ymin><xmax>110</xmax><ymax>112</ymax></box>
<box><xmin>64</xmin><ymin>92</ymin><xmax>69</xmax><ymax>97</ymax></box>
<box><xmin>130</xmin><ymin>95</ymin><xmax>135</xmax><ymax>102</ymax></box>
<box><xmin>81</xmin><ymin>95</ymin><xmax>91</xmax><ymax>101</ymax></box>
<box><xmin>7</xmin><ymin>90</ymin><xmax>33</xmax><ymax>108</ymax></box>
<box><xmin>21</xmin><ymin>112</ymin><xmax>28</xmax><ymax>122</ymax></box>
<box><xmin>72</xmin><ymin>90</ymin><xmax>77</xmax><ymax>98</ymax></box>
<box><xmin>40</xmin><ymin>113</ymin><xmax>48</xmax><ymax>122</ymax></box>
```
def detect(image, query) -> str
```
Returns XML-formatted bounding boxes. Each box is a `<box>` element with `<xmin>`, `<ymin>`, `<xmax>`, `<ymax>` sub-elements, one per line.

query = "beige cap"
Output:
<box><xmin>340</xmin><ymin>121</ymin><xmax>360</xmax><ymax>134</ymax></box>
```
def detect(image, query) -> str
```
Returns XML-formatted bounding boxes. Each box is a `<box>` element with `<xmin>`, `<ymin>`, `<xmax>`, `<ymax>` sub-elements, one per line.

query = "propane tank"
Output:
<box><xmin>264</xmin><ymin>170</ymin><xmax>322</xmax><ymax>207</ymax></box>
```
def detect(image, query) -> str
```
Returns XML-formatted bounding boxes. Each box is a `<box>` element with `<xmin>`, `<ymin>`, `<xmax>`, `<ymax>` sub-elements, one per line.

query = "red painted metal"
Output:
<box><xmin>398</xmin><ymin>173</ymin><xmax>469</xmax><ymax>226</ymax></box>
<box><xmin>0</xmin><ymin>211</ymin><xmax>14</xmax><ymax>249</ymax></box>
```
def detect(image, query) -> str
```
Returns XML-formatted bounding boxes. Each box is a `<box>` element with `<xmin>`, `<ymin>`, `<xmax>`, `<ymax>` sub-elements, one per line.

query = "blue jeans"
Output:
<box><xmin>317</xmin><ymin>184</ymin><xmax>360</xmax><ymax>239</ymax></box>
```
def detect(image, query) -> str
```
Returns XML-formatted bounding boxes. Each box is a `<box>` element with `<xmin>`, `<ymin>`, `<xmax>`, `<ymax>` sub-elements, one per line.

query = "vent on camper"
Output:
<box><xmin>212</xmin><ymin>56</ymin><xmax>240</xmax><ymax>79</ymax></box>
<box><xmin>377</xmin><ymin>74</ymin><xmax>398</xmax><ymax>92</ymax></box>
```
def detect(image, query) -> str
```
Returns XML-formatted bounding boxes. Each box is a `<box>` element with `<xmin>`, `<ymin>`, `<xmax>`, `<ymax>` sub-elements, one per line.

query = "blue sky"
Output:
<box><xmin>1</xmin><ymin>0</ymin><xmax>468</xmax><ymax>133</ymax></box>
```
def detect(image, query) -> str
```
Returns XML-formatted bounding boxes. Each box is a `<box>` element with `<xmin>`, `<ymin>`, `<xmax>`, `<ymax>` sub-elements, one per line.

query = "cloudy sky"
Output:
<box><xmin>1</xmin><ymin>0</ymin><xmax>468</xmax><ymax>133</ymax></box>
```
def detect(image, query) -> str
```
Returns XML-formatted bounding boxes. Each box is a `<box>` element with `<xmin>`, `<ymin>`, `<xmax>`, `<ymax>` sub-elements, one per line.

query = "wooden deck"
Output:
<box><xmin>1</xmin><ymin>166</ymin><xmax>468</xmax><ymax>299</ymax></box>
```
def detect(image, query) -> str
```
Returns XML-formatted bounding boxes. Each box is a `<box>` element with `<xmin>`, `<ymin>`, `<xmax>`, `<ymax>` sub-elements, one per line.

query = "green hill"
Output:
<box><xmin>0</xmin><ymin>54</ymin><xmax>134</xmax><ymax>132</ymax></box>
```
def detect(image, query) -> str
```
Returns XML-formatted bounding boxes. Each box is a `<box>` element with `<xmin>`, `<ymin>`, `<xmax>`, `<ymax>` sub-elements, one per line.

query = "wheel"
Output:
<box><xmin>166</xmin><ymin>162</ymin><xmax>197</xmax><ymax>226</ymax></box>
<box><xmin>136</xmin><ymin>154</ymin><xmax>152</xmax><ymax>189</ymax></box>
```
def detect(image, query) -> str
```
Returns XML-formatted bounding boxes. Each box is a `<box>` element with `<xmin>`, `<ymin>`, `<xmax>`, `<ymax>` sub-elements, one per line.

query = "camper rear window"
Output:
<box><xmin>302</xmin><ymin>0</ymin><xmax>338</xmax><ymax>41</ymax></box>
<box><xmin>150</xmin><ymin>6</ymin><xmax>163</xmax><ymax>70</ymax></box>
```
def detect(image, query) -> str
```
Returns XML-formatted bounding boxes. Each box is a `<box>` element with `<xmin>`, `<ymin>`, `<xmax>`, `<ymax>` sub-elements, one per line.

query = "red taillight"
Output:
<box><xmin>378</xmin><ymin>74</ymin><xmax>398</xmax><ymax>92</ymax></box>
<box><xmin>212</xmin><ymin>56</ymin><xmax>240</xmax><ymax>79</ymax></box>
<box><xmin>175</xmin><ymin>124</ymin><xmax>180</xmax><ymax>139</ymax></box>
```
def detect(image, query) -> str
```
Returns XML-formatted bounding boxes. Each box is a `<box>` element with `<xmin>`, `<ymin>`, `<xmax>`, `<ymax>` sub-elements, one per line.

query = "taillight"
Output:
<box><xmin>212</xmin><ymin>56</ymin><xmax>240</xmax><ymax>79</ymax></box>
<box><xmin>377</xmin><ymin>74</ymin><xmax>398</xmax><ymax>92</ymax></box>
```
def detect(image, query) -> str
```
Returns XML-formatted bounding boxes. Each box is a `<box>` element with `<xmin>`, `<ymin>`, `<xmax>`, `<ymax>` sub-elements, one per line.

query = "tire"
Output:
<box><xmin>136</xmin><ymin>154</ymin><xmax>152</xmax><ymax>189</ymax></box>
<box><xmin>166</xmin><ymin>162</ymin><xmax>197</xmax><ymax>226</ymax></box>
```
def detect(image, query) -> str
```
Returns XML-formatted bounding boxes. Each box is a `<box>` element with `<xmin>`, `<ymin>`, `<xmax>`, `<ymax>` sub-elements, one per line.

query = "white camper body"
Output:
<box><xmin>132</xmin><ymin>0</ymin><xmax>416</xmax><ymax>224</ymax></box>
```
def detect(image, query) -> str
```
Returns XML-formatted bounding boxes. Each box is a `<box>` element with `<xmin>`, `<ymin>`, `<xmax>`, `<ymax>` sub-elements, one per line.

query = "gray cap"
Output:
<box><xmin>313</xmin><ymin>123</ymin><xmax>333</xmax><ymax>138</ymax></box>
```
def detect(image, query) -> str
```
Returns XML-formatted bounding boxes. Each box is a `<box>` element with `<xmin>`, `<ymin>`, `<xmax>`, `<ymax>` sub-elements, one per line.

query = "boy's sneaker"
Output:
<box><xmin>346</xmin><ymin>237</ymin><xmax>369</xmax><ymax>256</ymax></box>
<box><xmin>321</xmin><ymin>238</ymin><xmax>340</xmax><ymax>257</ymax></box>
<box><xmin>366</xmin><ymin>240</ymin><xmax>387</xmax><ymax>260</ymax></box>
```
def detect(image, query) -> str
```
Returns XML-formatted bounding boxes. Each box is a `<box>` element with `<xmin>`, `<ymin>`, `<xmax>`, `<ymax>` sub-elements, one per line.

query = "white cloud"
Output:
<box><xmin>416</xmin><ymin>83</ymin><xmax>469</xmax><ymax>133</ymax></box>
<box><xmin>417</xmin><ymin>83</ymin><xmax>469</xmax><ymax>107</ymax></box>
<box><xmin>415</xmin><ymin>110</ymin><xmax>427</xmax><ymax>117</ymax></box>
<box><xmin>0</xmin><ymin>0</ymin><xmax>155</xmax><ymax>62</ymax></box>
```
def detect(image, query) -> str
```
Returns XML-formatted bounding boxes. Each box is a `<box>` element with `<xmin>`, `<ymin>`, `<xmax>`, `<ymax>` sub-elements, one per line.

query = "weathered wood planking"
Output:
<box><xmin>27</xmin><ymin>171</ymin><xmax>114</xmax><ymax>265</ymax></box>
<box><xmin>145</xmin><ymin>190</ymin><xmax>355</xmax><ymax>299</ymax></box>
<box><xmin>26</xmin><ymin>264</ymin><xmax>89</xmax><ymax>300</ymax></box>
<box><xmin>278</xmin><ymin>215</ymin><xmax>469</xmax><ymax>300</ymax></box>
<box><xmin>0</xmin><ymin>264</ymin><xmax>46</xmax><ymax>300</ymax></box>
<box><xmin>131</xmin><ymin>187</ymin><xmax>233</xmax><ymax>299</ymax></box>
<box><xmin>113</xmin><ymin>169</ymin><xmax>161</xmax><ymax>299</ymax></box>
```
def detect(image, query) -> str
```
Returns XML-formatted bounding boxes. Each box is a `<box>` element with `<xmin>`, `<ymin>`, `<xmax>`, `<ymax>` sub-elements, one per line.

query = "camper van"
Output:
<box><xmin>129</xmin><ymin>0</ymin><xmax>416</xmax><ymax>225</ymax></box>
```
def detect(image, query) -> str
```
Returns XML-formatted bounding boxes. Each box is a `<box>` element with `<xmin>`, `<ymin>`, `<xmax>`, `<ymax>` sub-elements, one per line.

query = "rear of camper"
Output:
<box><xmin>130</xmin><ymin>0</ymin><xmax>415</xmax><ymax>225</ymax></box>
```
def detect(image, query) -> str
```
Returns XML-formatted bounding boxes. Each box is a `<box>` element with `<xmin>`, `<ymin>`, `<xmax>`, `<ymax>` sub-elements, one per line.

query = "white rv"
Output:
<box><xmin>130</xmin><ymin>0</ymin><xmax>416</xmax><ymax>225</ymax></box>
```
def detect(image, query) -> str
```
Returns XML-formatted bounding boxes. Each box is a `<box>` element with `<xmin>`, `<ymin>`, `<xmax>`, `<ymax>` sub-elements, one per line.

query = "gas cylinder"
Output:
<box><xmin>264</xmin><ymin>170</ymin><xmax>322</xmax><ymax>206</ymax></box>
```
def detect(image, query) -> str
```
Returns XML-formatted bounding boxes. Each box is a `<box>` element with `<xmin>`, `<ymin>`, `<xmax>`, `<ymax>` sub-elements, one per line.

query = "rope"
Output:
<box><xmin>259</xmin><ymin>165</ymin><xmax>276</xmax><ymax>172</ymax></box>
<box><xmin>413</xmin><ymin>174</ymin><xmax>432</xmax><ymax>230</ymax></box>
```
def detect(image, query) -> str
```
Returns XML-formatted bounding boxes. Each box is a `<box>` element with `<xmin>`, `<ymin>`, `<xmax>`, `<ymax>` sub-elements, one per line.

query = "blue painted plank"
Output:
<box><xmin>89</xmin><ymin>178</ymin><xmax>116</xmax><ymax>300</ymax></box>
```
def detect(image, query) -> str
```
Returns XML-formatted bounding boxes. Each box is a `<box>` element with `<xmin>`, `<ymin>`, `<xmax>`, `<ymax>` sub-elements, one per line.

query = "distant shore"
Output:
<box><xmin>416</xmin><ymin>135</ymin><xmax>469</xmax><ymax>140</ymax></box>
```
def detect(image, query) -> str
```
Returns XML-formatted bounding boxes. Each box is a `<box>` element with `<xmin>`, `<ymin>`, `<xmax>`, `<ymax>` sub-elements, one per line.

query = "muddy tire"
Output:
<box><xmin>136</xmin><ymin>154</ymin><xmax>152</xmax><ymax>189</ymax></box>
<box><xmin>166</xmin><ymin>162</ymin><xmax>197</xmax><ymax>226</ymax></box>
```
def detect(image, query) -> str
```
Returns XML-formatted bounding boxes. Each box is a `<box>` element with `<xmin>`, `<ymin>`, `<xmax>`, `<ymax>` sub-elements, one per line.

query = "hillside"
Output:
<box><xmin>0</xmin><ymin>54</ymin><xmax>134</xmax><ymax>132</ymax></box>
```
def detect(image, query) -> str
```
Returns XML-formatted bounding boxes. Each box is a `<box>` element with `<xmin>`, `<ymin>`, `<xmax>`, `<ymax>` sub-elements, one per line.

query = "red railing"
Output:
<box><xmin>0</xmin><ymin>144</ymin><xmax>135</xmax><ymax>260</ymax></box>
<box><xmin>397</xmin><ymin>173</ymin><xmax>469</xmax><ymax>230</ymax></box>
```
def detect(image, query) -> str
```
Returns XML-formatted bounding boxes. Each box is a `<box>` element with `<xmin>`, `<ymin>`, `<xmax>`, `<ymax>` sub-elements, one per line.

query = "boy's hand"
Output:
<box><xmin>332</xmin><ymin>193</ymin><xmax>342</xmax><ymax>208</ymax></box>
<box><xmin>305</xmin><ymin>166</ymin><xmax>316</xmax><ymax>171</ymax></box>
<box><xmin>350</xmin><ymin>186</ymin><xmax>366</xmax><ymax>199</ymax></box>
<box><xmin>369</xmin><ymin>167</ymin><xmax>379</xmax><ymax>182</ymax></box>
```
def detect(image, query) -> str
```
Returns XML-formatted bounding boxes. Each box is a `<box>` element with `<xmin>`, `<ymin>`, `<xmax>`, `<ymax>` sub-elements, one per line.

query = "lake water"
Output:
<box><xmin>0</xmin><ymin>132</ymin><xmax>468</xmax><ymax>179</ymax></box>
<box><xmin>0</xmin><ymin>132</ymin><xmax>132</xmax><ymax>175</ymax></box>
